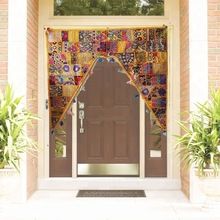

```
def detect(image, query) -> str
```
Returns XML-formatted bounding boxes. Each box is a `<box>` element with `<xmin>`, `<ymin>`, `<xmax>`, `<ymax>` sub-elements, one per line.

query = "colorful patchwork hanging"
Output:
<box><xmin>47</xmin><ymin>27</ymin><xmax>168</xmax><ymax>131</ymax></box>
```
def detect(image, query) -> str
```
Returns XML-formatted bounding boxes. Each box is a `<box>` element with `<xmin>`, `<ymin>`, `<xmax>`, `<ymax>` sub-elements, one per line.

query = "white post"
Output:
<box><xmin>140</xmin><ymin>98</ymin><xmax>145</xmax><ymax>178</ymax></box>
<box><xmin>8</xmin><ymin>0</ymin><xmax>28</xmax><ymax>202</ymax></box>
<box><xmin>189</xmin><ymin>0</ymin><xmax>208</xmax><ymax>203</ymax></box>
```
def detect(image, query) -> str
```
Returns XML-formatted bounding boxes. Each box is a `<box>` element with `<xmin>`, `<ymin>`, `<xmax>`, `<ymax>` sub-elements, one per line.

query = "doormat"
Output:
<box><xmin>76</xmin><ymin>190</ymin><xmax>146</xmax><ymax>197</ymax></box>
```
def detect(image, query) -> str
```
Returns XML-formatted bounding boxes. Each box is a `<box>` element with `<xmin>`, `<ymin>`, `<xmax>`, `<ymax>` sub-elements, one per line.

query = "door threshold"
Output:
<box><xmin>38</xmin><ymin>177</ymin><xmax>180</xmax><ymax>190</ymax></box>
<box><xmin>77</xmin><ymin>164</ymin><xmax>139</xmax><ymax>176</ymax></box>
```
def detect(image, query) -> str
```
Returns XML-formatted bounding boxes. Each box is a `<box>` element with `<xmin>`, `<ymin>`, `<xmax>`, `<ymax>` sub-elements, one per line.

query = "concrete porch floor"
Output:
<box><xmin>0</xmin><ymin>190</ymin><xmax>220</xmax><ymax>220</ymax></box>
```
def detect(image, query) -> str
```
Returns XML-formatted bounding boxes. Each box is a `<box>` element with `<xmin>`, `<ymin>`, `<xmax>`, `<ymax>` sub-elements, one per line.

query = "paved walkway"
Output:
<box><xmin>0</xmin><ymin>190</ymin><xmax>220</xmax><ymax>220</ymax></box>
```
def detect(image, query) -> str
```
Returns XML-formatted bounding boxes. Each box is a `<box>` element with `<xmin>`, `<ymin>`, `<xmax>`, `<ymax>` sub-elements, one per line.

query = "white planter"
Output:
<box><xmin>193</xmin><ymin>169</ymin><xmax>220</xmax><ymax>209</ymax></box>
<box><xmin>0</xmin><ymin>168</ymin><xmax>22</xmax><ymax>203</ymax></box>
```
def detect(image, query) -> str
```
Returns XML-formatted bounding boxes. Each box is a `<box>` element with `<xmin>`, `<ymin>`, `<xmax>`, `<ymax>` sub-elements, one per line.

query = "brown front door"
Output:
<box><xmin>77</xmin><ymin>60</ymin><xmax>139</xmax><ymax>176</ymax></box>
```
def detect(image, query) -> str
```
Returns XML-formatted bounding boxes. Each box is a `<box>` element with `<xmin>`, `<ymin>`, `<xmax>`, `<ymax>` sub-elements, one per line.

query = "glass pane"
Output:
<box><xmin>147</xmin><ymin>111</ymin><xmax>165</xmax><ymax>151</ymax></box>
<box><xmin>54</xmin><ymin>119</ymin><xmax>67</xmax><ymax>158</ymax></box>
<box><xmin>150</xmin><ymin>122</ymin><xmax>163</xmax><ymax>150</ymax></box>
<box><xmin>54</xmin><ymin>0</ymin><xmax>164</xmax><ymax>16</ymax></box>
<box><xmin>147</xmin><ymin>114</ymin><xmax>165</xmax><ymax>158</ymax></box>
<box><xmin>55</xmin><ymin>135</ymin><xmax>66</xmax><ymax>158</ymax></box>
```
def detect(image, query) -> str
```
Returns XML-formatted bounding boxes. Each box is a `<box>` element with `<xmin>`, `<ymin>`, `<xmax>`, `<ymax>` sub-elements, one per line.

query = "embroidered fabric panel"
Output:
<box><xmin>47</xmin><ymin>27</ymin><xmax>167</xmax><ymax>130</ymax></box>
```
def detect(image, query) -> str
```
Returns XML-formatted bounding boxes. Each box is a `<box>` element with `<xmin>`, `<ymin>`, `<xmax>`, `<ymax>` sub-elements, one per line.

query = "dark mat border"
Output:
<box><xmin>76</xmin><ymin>190</ymin><xmax>146</xmax><ymax>198</ymax></box>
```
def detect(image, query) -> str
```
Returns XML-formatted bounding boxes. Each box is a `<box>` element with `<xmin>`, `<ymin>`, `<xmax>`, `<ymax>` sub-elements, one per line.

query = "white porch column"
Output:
<box><xmin>8</xmin><ymin>0</ymin><xmax>28</xmax><ymax>202</ymax></box>
<box><xmin>188</xmin><ymin>0</ymin><xmax>208</xmax><ymax>203</ymax></box>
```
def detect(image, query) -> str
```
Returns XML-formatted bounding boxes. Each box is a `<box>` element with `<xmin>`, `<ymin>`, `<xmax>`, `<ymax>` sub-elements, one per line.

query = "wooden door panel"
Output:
<box><xmin>114</xmin><ymin>121</ymin><xmax>128</xmax><ymax>159</ymax></box>
<box><xmin>87</xmin><ymin>107</ymin><xmax>103</xmax><ymax>120</ymax></box>
<box><xmin>87</xmin><ymin>121</ymin><xmax>104</xmax><ymax>159</ymax></box>
<box><xmin>77</xmin><ymin>60</ymin><xmax>139</xmax><ymax>167</ymax></box>
<box><xmin>87</xmin><ymin>76</ymin><xmax>103</xmax><ymax>106</ymax></box>
<box><xmin>104</xmin><ymin>107</ymin><xmax>129</xmax><ymax>119</ymax></box>
<box><xmin>103</xmin><ymin>120</ymin><xmax>114</xmax><ymax>162</ymax></box>
<box><xmin>114</xmin><ymin>75</ymin><xmax>130</xmax><ymax>106</ymax></box>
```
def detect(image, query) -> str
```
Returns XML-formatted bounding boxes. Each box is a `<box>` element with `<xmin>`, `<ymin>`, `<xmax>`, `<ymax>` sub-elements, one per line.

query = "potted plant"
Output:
<box><xmin>0</xmin><ymin>85</ymin><xmax>37</xmax><ymax>201</ymax></box>
<box><xmin>176</xmin><ymin>89</ymin><xmax>220</xmax><ymax>205</ymax></box>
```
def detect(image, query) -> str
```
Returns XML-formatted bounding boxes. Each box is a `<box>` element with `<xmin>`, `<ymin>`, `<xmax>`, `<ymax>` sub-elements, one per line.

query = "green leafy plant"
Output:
<box><xmin>0</xmin><ymin>85</ymin><xmax>38</xmax><ymax>171</ymax></box>
<box><xmin>176</xmin><ymin>89</ymin><xmax>220</xmax><ymax>176</ymax></box>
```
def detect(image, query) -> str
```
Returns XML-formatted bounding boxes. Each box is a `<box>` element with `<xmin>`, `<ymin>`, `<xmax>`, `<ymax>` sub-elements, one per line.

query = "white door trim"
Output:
<box><xmin>188</xmin><ymin>0</ymin><xmax>208</xmax><ymax>203</ymax></box>
<box><xmin>139</xmin><ymin>97</ymin><xmax>145</xmax><ymax>178</ymax></box>
<box><xmin>38</xmin><ymin>0</ymin><xmax>180</xmax><ymax>187</ymax></box>
<box><xmin>72</xmin><ymin>100</ymin><xmax>77</xmax><ymax>178</ymax></box>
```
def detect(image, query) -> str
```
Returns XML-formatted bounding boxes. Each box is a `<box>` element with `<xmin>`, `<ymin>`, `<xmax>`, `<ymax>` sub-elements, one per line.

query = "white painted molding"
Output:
<box><xmin>189</xmin><ymin>0</ymin><xmax>208</xmax><ymax>109</ymax></box>
<box><xmin>38</xmin><ymin>0</ymin><xmax>181</xmax><ymax>181</ymax></box>
<box><xmin>8</xmin><ymin>0</ymin><xmax>27</xmax><ymax>97</ymax></box>
<box><xmin>72</xmin><ymin>101</ymin><xmax>77</xmax><ymax>178</ymax></box>
<box><xmin>188</xmin><ymin>0</ymin><xmax>208</xmax><ymax>203</ymax></box>
<box><xmin>8</xmin><ymin>0</ymin><xmax>28</xmax><ymax>202</ymax></box>
<box><xmin>140</xmin><ymin>98</ymin><xmax>145</xmax><ymax>178</ymax></box>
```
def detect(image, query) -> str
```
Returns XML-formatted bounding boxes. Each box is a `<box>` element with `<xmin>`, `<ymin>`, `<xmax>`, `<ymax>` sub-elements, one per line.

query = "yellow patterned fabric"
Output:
<box><xmin>47</xmin><ymin>27</ymin><xmax>168</xmax><ymax>130</ymax></box>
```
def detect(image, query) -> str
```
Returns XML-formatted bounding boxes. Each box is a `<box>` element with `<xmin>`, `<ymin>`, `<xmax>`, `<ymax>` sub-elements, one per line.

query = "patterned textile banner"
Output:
<box><xmin>47</xmin><ymin>27</ymin><xmax>167</xmax><ymax>130</ymax></box>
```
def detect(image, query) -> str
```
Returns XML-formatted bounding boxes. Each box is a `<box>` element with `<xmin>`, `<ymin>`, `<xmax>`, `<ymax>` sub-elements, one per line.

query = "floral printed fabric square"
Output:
<box><xmin>47</xmin><ymin>27</ymin><xmax>167</xmax><ymax>130</ymax></box>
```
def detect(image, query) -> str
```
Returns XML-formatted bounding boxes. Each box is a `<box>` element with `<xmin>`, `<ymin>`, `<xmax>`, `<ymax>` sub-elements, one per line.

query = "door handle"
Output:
<box><xmin>79</xmin><ymin>110</ymin><xmax>85</xmax><ymax>133</ymax></box>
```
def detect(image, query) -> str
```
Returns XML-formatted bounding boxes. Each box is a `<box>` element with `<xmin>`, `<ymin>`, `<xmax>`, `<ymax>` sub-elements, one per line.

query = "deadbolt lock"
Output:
<box><xmin>78</xmin><ymin>101</ymin><xmax>85</xmax><ymax>109</ymax></box>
